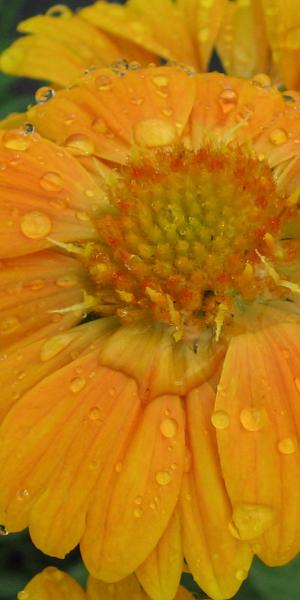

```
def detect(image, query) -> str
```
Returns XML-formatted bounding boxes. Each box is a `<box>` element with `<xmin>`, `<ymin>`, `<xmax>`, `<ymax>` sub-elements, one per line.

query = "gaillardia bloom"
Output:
<box><xmin>18</xmin><ymin>567</ymin><xmax>196</xmax><ymax>600</ymax></box>
<box><xmin>2</xmin><ymin>0</ymin><xmax>300</xmax><ymax>89</ymax></box>
<box><xmin>1</xmin><ymin>65</ymin><xmax>300</xmax><ymax>600</ymax></box>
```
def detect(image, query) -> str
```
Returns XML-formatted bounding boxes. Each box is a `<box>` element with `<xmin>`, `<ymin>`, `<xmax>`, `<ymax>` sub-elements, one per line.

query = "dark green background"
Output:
<box><xmin>0</xmin><ymin>1</ymin><xmax>299</xmax><ymax>598</ymax></box>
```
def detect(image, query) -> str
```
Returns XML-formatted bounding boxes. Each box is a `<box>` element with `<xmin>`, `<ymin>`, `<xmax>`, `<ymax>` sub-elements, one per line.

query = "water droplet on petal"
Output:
<box><xmin>133</xmin><ymin>118</ymin><xmax>177</xmax><ymax>147</ymax></box>
<box><xmin>240</xmin><ymin>407</ymin><xmax>265</xmax><ymax>431</ymax></box>
<box><xmin>218</xmin><ymin>89</ymin><xmax>238</xmax><ymax>114</ymax></box>
<box><xmin>17</xmin><ymin>488</ymin><xmax>30</xmax><ymax>501</ymax></box>
<box><xmin>23</xmin><ymin>122</ymin><xmax>35</xmax><ymax>134</ymax></box>
<box><xmin>134</xmin><ymin>495</ymin><xmax>143</xmax><ymax>505</ymax></box>
<box><xmin>278</xmin><ymin>436</ymin><xmax>296</xmax><ymax>454</ymax></box>
<box><xmin>160</xmin><ymin>417</ymin><xmax>178</xmax><ymax>438</ymax></box>
<box><xmin>40</xmin><ymin>333</ymin><xmax>74</xmax><ymax>362</ymax></box>
<box><xmin>133</xmin><ymin>507</ymin><xmax>143</xmax><ymax>518</ymax></box>
<box><xmin>232</xmin><ymin>503</ymin><xmax>276</xmax><ymax>540</ymax></box>
<box><xmin>115</xmin><ymin>461</ymin><xmax>122</xmax><ymax>472</ymax></box>
<box><xmin>20</xmin><ymin>211</ymin><xmax>52</xmax><ymax>239</ymax></box>
<box><xmin>95</xmin><ymin>74</ymin><xmax>112</xmax><ymax>91</ymax></box>
<box><xmin>88</xmin><ymin>406</ymin><xmax>101</xmax><ymax>421</ymax></box>
<box><xmin>152</xmin><ymin>75</ymin><xmax>169</xmax><ymax>87</ymax></box>
<box><xmin>252</xmin><ymin>73</ymin><xmax>271</xmax><ymax>88</ymax></box>
<box><xmin>64</xmin><ymin>133</ymin><xmax>95</xmax><ymax>156</ymax></box>
<box><xmin>40</xmin><ymin>172</ymin><xmax>63</xmax><ymax>192</ymax></box>
<box><xmin>70</xmin><ymin>376</ymin><xmax>86</xmax><ymax>393</ymax></box>
<box><xmin>235</xmin><ymin>569</ymin><xmax>248</xmax><ymax>582</ymax></box>
<box><xmin>4</xmin><ymin>131</ymin><xmax>31</xmax><ymax>151</ymax></box>
<box><xmin>0</xmin><ymin>316</ymin><xmax>20</xmax><ymax>336</ymax></box>
<box><xmin>35</xmin><ymin>86</ymin><xmax>55</xmax><ymax>103</ymax></box>
<box><xmin>0</xmin><ymin>524</ymin><xmax>8</xmax><ymax>536</ymax></box>
<box><xmin>46</xmin><ymin>4</ymin><xmax>72</xmax><ymax>18</ymax></box>
<box><xmin>155</xmin><ymin>470</ymin><xmax>172</xmax><ymax>485</ymax></box>
<box><xmin>211</xmin><ymin>410</ymin><xmax>230</xmax><ymax>430</ymax></box>
<box><xmin>269</xmin><ymin>128</ymin><xmax>288</xmax><ymax>145</ymax></box>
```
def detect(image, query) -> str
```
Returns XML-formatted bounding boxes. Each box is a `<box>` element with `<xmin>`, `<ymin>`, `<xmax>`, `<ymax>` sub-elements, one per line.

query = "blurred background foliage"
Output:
<box><xmin>0</xmin><ymin>0</ymin><xmax>300</xmax><ymax>598</ymax></box>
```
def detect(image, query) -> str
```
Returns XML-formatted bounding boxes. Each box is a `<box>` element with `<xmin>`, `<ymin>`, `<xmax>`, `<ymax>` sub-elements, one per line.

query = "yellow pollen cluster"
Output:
<box><xmin>81</xmin><ymin>145</ymin><xmax>296</xmax><ymax>339</ymax></box>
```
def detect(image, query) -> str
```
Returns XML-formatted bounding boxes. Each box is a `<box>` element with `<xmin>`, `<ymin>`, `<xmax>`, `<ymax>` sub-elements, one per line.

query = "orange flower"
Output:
<box><xmin>1</xmin><ymin>1</ymin><xmax>300</xmax><ymax>89</ymax></box>
<box><xmin>18</xmin><ymin>567</ymin><xmax>196</xmax><ymax>600</ymax></box>
<box><xmin>1</xmin><ymin>65</ymin><xmax>300</xmax><ymax>600</ymax></box>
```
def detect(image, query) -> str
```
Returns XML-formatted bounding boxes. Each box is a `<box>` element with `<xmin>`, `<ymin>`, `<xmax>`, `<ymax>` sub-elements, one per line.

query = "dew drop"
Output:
<box><xmin>269</xmin><ymin>128</ymin><xmax>288</xmax><ymax>145</ymax></box>
<box><xmin>277</xmin><ymin>436</ymin><xmax>296</xmax><ymax>454</ymax></box>
<box><xmin>240</xmin><ymin>406</ymin><xmax>265</xmax><ymax>431</ymax></box>
<box><xmin>111</xmin><ymin>58</ymin><xmax>129</xmax><ymax>76</ymax></box>
<box><xmin>252</xmin><ymin>73</ymin><xmax>271</xmax><ymax>88</ymax></box>
<box><xmin>235</xmin><ymin>569</ymin><xmax>248</xmax><ymax>582</ymax></box>
<box><xmin>23</xmin><ymin>122</ymin><xmax>35</xmax><ymax>134</ymax></box>
<box><xmin>133</xmin><ymin>507</ymin><xmax>143</xmax><ymax>518</ymax></box>
<box><xmin>46</xmin><ymin>4</ymin><xmax>72</xmax><ymax>18</ymax></box>
<box><xmin>28</xmin><ymin>278</ymin><xmax>45</xmax><ymax>291</ymax></box>
<box><xmin>64</xmin><ymin>133</ymin><xmax>95</xmax><ymax>156</ymax></box>
<box><xmin>35</xmin><ymin>86</ymin><xmax>55</xmax><ymax>103</ymax></box>
<box><xmin>152</xmin><ymin>75</ymin><xmax>169</xmax><ymax>88</ymax></box>
<box><xmin>69</xmin><ymin>376</ymin><xmax>86</xmax><ymax>393</ymax></box>
<box><xmin>155</xmin><ymin>470</ymin><xmax>172</xmax><ymax>486</ymax></box>
<box><xmin>20</xmin><ymin>211</ymin><xmax>52</xmax><ymax>239</ymax></box>
<box><xmin>211</xmin><ymin>410</ymin><xmax>230</xmax><ymax>430</ymax></box>
<box><xmin>133</xmin><ymin>118</ymin><xmax>176</xmax><ymax>147</ymax></box>
<box><xmin>0</xmin><ymin>316</ymin><xmax>20</xmax><ymax>336</ymax></box>
<box><xmin>88</xmin><ymin>406</ymin><xmax>101</xmax><ymax>421</ymax></box>
<box><xmin>218</xmin><ymin>89</ymin><xmax>238</xmax><ymax>114</ymax></box>
<box><xmin>134</xmin><ymin>495</ymin><xmax>143</xmax><ymax>505</ymax></box>
<box><xmin>4</xmin><ymin>132</ymin><xmax>31</xmax><ymax>151</ymax></box>
<box><xmin>40</xmin><ymin>333</ymin><xmax>74</xmax><ymax>362</ymax></box>
<box><xmin>17</xmin><ymin>488</ymin><xmax>30</xmax><ymax>501</ymax></box>
<box><xmin>0</xmin><ymin>524</ymin><xmax>8</xmax><ymax>536</ymax></box>
<box><xmin>160</xmin><ymin>417</ymin><xmax>178</xmax><ymax>439</ymax></box>
<box><xmin>231</xmin><ymin>503</ymin><xmax>276</xmax><ymax>540</ymax></box>
<box><xmin>115</xmin><ymin>461</ymin><xmax>122</xmax><ymax>473</ymax></box>
<box><xmin>40</xmin><ymin>171</ymin><xmax>63</xmax><ymax>192</ymax></box>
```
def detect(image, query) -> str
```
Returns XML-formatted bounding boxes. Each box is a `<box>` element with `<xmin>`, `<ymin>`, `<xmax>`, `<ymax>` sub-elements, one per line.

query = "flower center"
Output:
<box><xmin>84</xmin><ymin>144</ymin><xmax>297</xmax><ymax>340</ymax></box>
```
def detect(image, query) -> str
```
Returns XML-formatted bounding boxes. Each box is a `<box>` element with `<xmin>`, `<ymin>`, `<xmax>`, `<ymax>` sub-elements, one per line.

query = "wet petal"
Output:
<box><xmin>0</xmin><ymin>130</ymin><xmax>106</xmax><ymax>257</ymax></box>
<box><xmin>136</xmin><ymin>510</ymin><xmax>183</xmax><ymax>600</ymax></box>
<box><xmin>215</xmin><ymin>320</ymin><xmax>300</xmax><ymax>565</ymax></box>
<box><xmin>27</xmin><ymin>66</ymin><xmax>196</xmax><ymax>165</ymax></box>
<box><xmin>180</xmin><ymin>382</ymin><xmax>252</xmax><ymax>599</ymax></box>
<box><xmin>19</xmin><ymin>566</ymin><xmax>86</xmax><ymax>599</ymax></box>
<box><xmin>81</xmin><ymin>394</ymin><xmax>185</xmax><ymax>581</ymax></box>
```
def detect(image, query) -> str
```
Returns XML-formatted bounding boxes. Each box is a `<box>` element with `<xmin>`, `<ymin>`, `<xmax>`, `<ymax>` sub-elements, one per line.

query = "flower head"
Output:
<box><xmin>1</xmin><ymin>65</ymin><xmax>300</xmax><ymax>600</ymax></box>
<box><xmin>1</xmin><ymin>0</ymin><xmax>300</xmax><ymax>89</ymax></box>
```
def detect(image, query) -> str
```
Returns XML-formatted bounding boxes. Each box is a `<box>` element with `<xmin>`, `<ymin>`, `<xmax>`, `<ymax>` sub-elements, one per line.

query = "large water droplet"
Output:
<box><xmin>231</xmin><ymin>503</ymin><xmax>276</xmax><ymax>540</ymax></box>
<box><xmin>4</xmin><ymin>132</ymin><xmax>31</xmax><ymax>151</ymax></box>
<box><xmin>269</xmin><ymin>128</ymin><xmax>288</xmax><ymax>145</ymax></box>
<box><xmin>64</xmin><ymin>133</ymin><xmax>95</xmax><ymax>156</ymax></box>
<box><xmin>211</xmin><ymin>410</ymin><xmax>230</xmax><ymax>430</ymax></box>
<box><xmin>35</xmin><ymin>86</ymin><xmax>55</xmax><ymax>103</ymax></box>
<box><xmin>20</xmin><ymin>211</ymin><xmax>52</xmax><ymax>239</ymax></box>
<box><xmin>88</xmin><ymin>406</ymin><xmax>101</xmax><ymax>421</ymax></box>
<box><xmin>218</xmin><ymin>89</ymin><xmax>238</xmax><ymax>114</ymax></box>
<box><xmin>278</xmin><ymin>436</ymin><xmax>296</xmax><ymax>454</ymax></box>
<box><xmin>155</xmin><ymin>470</ymin><xmax>172</xmax><ymax>485</ymax></box>
<box><xmin>133</xmin><ymin>118</ymin><xmax>177</xmax><ymax>147</ymax></box>
<box><xmin>40</xmin><ymin>172</ymin><xmax>63</xmax><ymax>192</ymax></box>
<box><xmin>160</xmin><ymin>417</ymin><xmax>178</xmax><ymax>438</ymax></box>
<box><xmin>240</xmin><ymin>407</ymin><xmax>265</xmax><ymax>431</ymax></box>
<box><xmin>69</xmin><ymin>376</ymin><xmax>86</xmax><ymax>393</ymax></box>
